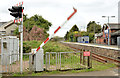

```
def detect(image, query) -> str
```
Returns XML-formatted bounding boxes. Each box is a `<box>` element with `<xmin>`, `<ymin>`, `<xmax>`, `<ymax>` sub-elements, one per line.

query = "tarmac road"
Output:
<box><xmin>45</xmin><ymin>68</ymin><xmax>119</xmax><ymax>76</ymax></box>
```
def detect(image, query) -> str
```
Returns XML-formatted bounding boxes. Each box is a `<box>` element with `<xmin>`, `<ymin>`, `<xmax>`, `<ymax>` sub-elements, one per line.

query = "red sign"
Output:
<box><xmin>83</xmin><ymin>51</ymin><xmax>90</xmax><ymax>56</ymax></box>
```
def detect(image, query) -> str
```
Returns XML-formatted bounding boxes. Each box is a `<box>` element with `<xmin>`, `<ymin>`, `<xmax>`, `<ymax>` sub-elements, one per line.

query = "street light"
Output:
<box><xmin>97</xmin><ymin>22</ymin><xmax>100</xmax><ymax>25</ymax></box>
<box><xmin>102</xmin><ymin>16</ymin><xmax>115</xmax><ymax>24</ymax></box>
<box><xmin>94</xmin><ymin>23</ymin><xmax>95</xmax><ymax>43</ymax></box>
<box><xmin>102</xmin><ymin>16</ymin><xmax>115</xmax><ymax>45</ymax></box>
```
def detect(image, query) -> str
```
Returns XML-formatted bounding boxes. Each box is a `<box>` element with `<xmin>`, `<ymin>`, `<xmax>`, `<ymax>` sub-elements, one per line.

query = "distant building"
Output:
<box><xmin>0</xmin><ymin>22</ymin><xmax>7</xmax><ymax>27</ymax></box>
<box><xmin>0</xmin><ymin>20</ymin><xmax>18</xmax><ymax>37</ymax></box>
<box><xmin>96</xmin><ymin>23</ymin><xmax>120</xmax><ymax>45</ymax></box>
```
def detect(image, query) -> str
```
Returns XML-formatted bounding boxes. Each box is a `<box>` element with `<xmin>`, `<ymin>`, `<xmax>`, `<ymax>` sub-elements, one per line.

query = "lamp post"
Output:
<box><xmin>94</xmin><ymin>23</ymin><xmax>95</xmax><ymax>44</ymax></box>
<box><xmin>102</xmin><ymin>16</ymin><xmax>115</xmax><ymax>45</ymax></box>
<box><xmin>96</xmin><ymin>22</ymin><xmax>100</xmax><ymax>44</ymax></box>
<box><xmin>97</xmin><ymin>22</ymin><xmax>100</xmax><ymax>25</ymax></box>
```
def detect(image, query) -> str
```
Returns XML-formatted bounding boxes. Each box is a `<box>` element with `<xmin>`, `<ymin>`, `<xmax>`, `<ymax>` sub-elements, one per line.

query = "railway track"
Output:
<box><xmin>62</xmin><ymin>42</ymin><xmax>120</xmax><ymax>64</ymax></box>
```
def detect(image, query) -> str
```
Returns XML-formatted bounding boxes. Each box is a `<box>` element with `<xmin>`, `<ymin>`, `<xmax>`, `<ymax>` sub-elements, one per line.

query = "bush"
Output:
<box><xmin>88</xmin><ymin>33</ymin><xmax>94</xmax><ymax>43</ymax></box>
<box><xmin>23</xmin><ymin>42</ymin><xmax>31</xmax><ymax>53</ymax></box>
<box><xmin>23</xmin><ymin>41</ymin><xmax>73</xmax><ymax>53</ymax></box>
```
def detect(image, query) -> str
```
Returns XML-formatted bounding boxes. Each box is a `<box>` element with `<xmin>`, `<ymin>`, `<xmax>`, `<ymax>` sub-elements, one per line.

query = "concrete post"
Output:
<box><xmin>34</xmin><ymin>48</ymin><xmax>44</xmax><ymax>72</ymax></box>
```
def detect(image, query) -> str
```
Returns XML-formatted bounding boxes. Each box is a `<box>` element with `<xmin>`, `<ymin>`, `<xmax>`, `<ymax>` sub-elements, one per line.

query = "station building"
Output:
<box><xmin>95</xmin><ymin>23</ymin><xmax>120</xmax><ymax>45</ymax></box>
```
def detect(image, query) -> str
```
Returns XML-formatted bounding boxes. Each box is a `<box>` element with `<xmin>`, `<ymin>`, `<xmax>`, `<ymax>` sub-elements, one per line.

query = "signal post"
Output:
<box><xmin>8</xmin><ymin>2</ymin><xmax>24</xmax><ymax>73</ymax></box>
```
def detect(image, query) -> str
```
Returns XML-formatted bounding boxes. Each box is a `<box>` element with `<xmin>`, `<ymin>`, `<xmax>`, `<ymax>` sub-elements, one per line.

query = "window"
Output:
<box><xmin>11</xmin><ymin>30</ymin><xmax>14</xmax><ymax>35</ymax></box>
<box><xmin>0</xmin><ymin>31</ymin><xmax>6</xmax><ymax>36</ymax></box>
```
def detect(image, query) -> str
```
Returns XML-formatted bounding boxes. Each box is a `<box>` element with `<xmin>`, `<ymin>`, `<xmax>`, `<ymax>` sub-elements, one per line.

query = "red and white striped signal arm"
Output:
<box><xmin>14</xmin><ymin>1</ymin><xmax>24</xmax><ymax>23</ymax></box>
<box><xmin>36</xmin><ymin>7</ymin><xmax>77</xmax><ymax>52</ymax></box>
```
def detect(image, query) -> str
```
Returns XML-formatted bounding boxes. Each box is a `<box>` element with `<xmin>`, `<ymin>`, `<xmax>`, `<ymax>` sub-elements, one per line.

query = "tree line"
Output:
<box><xmin>64</xmin><ymin>21</ymin><xmax>101</xmax><ymax>43</ymax></box>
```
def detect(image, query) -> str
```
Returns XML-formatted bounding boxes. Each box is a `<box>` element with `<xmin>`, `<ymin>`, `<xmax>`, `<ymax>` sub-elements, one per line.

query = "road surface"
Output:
<box><xmin>45</xmin><ymin>68</ymin><xmax>119</xmax><ymax>76</ymax></box>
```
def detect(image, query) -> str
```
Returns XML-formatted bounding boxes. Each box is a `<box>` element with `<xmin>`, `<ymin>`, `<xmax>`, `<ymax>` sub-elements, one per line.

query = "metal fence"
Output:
<box><xmin>0</xmin><ymin>51</ymin><xmax>92</xmax><ymax>73</ymax></box>
<box><xmin>45</xmin><ymin>51</ymin><xmax>92</xmax><ymax>71</ymax></box>
<box><xmin>0</xmin><ymin>53</ymin><xmax>31</xmax><ymax>74</ymax></box>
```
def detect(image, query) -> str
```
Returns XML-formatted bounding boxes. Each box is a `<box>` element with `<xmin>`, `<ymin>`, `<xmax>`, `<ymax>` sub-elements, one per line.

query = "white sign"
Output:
<box><xmin>19</xmin><ymin>25</ymin><xmax>23</xmax><ymax>32</ymax></box>
<box><xmin>77</xmin><ymin>36</ymin><xmax>89</xmax><ymax>43</ymax></box>
<box><xmin>104</xmin><ymin>29</ymin><xmax>108</xmax><ymax>34</ymax></box>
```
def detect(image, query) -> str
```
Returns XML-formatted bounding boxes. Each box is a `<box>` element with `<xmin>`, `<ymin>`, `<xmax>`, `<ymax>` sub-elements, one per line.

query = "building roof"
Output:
<box><xmin>111</xmin><ymin>30</ymin><xmax>120</xmax><ymax>36</ymax></box>
<box><xmin>108</xmin><ymin>23</ymin><xmax>120</xmax><ymax>30</ymax></box>
<box><xmin>2</xmin><ymin>20</ymin><xmax>14</xmax><ymax>29</ymax></box>
<box><xmin>0</xmin><ymin>20</ymin><xmax>14</xmax><ymax>31</ymax></box>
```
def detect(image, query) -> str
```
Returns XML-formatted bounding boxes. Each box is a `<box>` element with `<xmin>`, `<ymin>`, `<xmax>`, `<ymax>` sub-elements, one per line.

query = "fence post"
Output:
<box><xmin>56</xmin><ymin>53</ymin><xmax>57</xmax><ymax>70</ymax></box>
<box><xmin>90</xmin><ymin>51</ymin><xmax>92</xmax><ymax>68</ymax></box>
<box><xmin>83</xmin><ymin>50</ymin><xmax>85</xmax><ymax>65</ymax></box>
<box><xmin>46</xmin><ymin>53</ymin><xmax>47</xmax><ymax>71</ymax></box>
<box><xmin>80</xmin><ymin>50</ymin><xmax>82</xmax><ymax>64</ymax></box>
<box><xmin>60</xmin><ymin>53</ymin><xmax>61</xmax><ymax>70</ymax></box>
<box><xmin>49</xmin><ymin>52</ymin><xmax>50</xmax><ymax>70</ymax></box>
<box><xmin>29</xmin><ymin>53</ymin><xmax>33</xmax><ymax>71</ymax></box>
<box><xmin>87</xmin><ymin>56</ymin><xmax>90</xmax><ymax>68</ymax></box>
<box><xmin>58</xmin><ymin>52</ymin><xmax>59</xmax><ymax>70</ymax></box>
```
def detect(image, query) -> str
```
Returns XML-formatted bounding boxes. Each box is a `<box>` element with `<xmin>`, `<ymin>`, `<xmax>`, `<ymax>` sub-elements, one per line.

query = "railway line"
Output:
<box><xmin>62</xmin><ymin>42</ymin><xmax>120</xmax><ymax>64</ymax></box>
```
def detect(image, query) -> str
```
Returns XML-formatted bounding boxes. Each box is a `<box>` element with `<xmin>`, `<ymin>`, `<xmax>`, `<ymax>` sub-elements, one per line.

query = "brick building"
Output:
<box><xmin>96</xmin><ymin>23</ymin><xmax>120</xmax><ymax>45</ymax></box>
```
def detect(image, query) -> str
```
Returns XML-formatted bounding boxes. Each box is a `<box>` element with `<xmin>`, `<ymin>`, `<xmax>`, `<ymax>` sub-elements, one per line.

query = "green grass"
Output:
<box><xmin>13</xmin><ymin>53</ymin><xmax>116</xmax><ymax>76</ymax></box>
<box><xmin>23</xmin><ymin>41</ymin><xmax>73</xmax><ymax>53</ymax></box>
<box><xmin>23</xmin><ymin>55</ymin><xmax>29</xmax><ymax>61</ymax></box>
<box><xmin>13</xmin><ymin>62</ymin><xmax>116</xmax><ymax>76</ymax></box>
<box><xmin>23</xmin><ymin>40</ymin><xmax>73</xmax><ymax>61</ymax></box>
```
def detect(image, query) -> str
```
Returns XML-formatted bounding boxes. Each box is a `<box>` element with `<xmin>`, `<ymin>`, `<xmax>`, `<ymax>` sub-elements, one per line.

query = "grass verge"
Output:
<box><xmin>12</xmin><ymin>61</ymin><xmax>116</xmax><ymax>76</ymax></box>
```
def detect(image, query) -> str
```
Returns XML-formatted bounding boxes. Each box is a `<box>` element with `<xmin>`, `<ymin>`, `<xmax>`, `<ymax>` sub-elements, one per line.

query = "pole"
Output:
<box><xmin>108</xmin><ymin>16</ymin><xmax>109</xmax><ymax>45</ymax></box>
<box><xmin>108</xmin><ymin>16</ymin><xmax>109</xmax><ymax>24</ymax></box>
<box><xmin>102</xmin><ymin>16</ymin><xmax>115</xmax><ymax>45</ymax></box>
<box><xmin>94</xmin><ymin>23</ymin><xmax>95</xmax><ymax>44</ymax></box>
<box><xmin>108</xmin><ymin>28</ymin><xmax>110</xmax><ymax>45</ymax></box>
<box><xmin>20</xmin><ymin>4</ymin><xmax>23</xmax><ymax>74</ymax></box>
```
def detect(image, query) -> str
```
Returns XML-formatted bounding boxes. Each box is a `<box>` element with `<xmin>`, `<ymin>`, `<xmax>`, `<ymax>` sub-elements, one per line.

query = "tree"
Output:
<box><xmin>70</xmin><ymin>24</ymin><xmax>79</xmax><ymax>32</ymax></box>
<box><xmin>23</xmin><ymin>14</ymin><xmax>28</xmax><ymax>22</ymax></box>
<box><xmin>29</xmin><ymin>26</ymin><xmax>45</xmax><ymax>41</ymax></box>
<box><xmin>23</xmin><ymin>14</ymin><xmax>52</xmax><ymax>31</ymax></box>
<box><xmin>14</xmin><ymin>14</ymin><xmax>52</xmax><ymax>41</ymax></box>
<box><xmin>87</xmin><ymin>21</ymin><xmax>101</xmax><ymax>33</ymax></box>
<box><xmin>64</xmin><ymin>31</ymin><xmax>69</xmax><ymax>40</ymax></box>
<box><xmin>88</xmin><ymin>33</ymin><xmax>94</xmax><ymax>42</ymax></box>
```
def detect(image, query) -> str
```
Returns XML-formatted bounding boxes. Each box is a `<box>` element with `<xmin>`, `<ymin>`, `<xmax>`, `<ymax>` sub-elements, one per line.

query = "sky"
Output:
<box><xmin>0</xmin><ymin>0</ymin><xmax>119</xmax><ymax>37</ymax></box>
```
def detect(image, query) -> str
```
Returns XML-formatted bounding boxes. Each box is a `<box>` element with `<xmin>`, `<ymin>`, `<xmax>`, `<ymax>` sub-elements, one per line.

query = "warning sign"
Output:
<box><xmin>83</xmin><ymin>51</ymin><xmax>90</xmax><ymax>56</ymax></box>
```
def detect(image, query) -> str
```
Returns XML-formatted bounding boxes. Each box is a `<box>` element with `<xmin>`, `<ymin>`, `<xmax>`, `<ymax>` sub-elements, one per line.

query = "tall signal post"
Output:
<box><xmin>8</xmin><ymin>2</ymin><xmax>24</xmax><ymax>73</ymax></box>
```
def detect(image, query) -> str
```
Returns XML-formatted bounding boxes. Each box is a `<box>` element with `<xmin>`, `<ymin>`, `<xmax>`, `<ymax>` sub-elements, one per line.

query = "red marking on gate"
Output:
<box><xmin>54</xmin><ymin>26</ymin><xmax>61</xmax><ymax>34</ymax></box>
<box><xmin>44</xmin><ymin>38</ymin><xmax>49</xmax><ymax>44</ymax></box>
<box><xmin>36</xmin><ymin>7</ymin><xmax>77</xmax><ymax>52</ymax></box>
<box><xmin>83</xmin><ymin>51</ymin><xmax>90</xmax><ymax>56</ymax></box>
<box><xmin>36</xmin><ymin>47</ymin><xmax>40</xmax><ymax>52</ymax></box>
<box><xmin>67</xmin><ymin>8</ymin><xmax>77</xmax><ymax>20</ymax></box>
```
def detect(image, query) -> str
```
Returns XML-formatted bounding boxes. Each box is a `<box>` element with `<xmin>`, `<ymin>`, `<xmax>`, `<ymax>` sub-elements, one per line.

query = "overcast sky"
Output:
<box><xmin>0</xmin><ymin>0</ymin><xmax>119</xmax><ymax>37</ymax></box>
